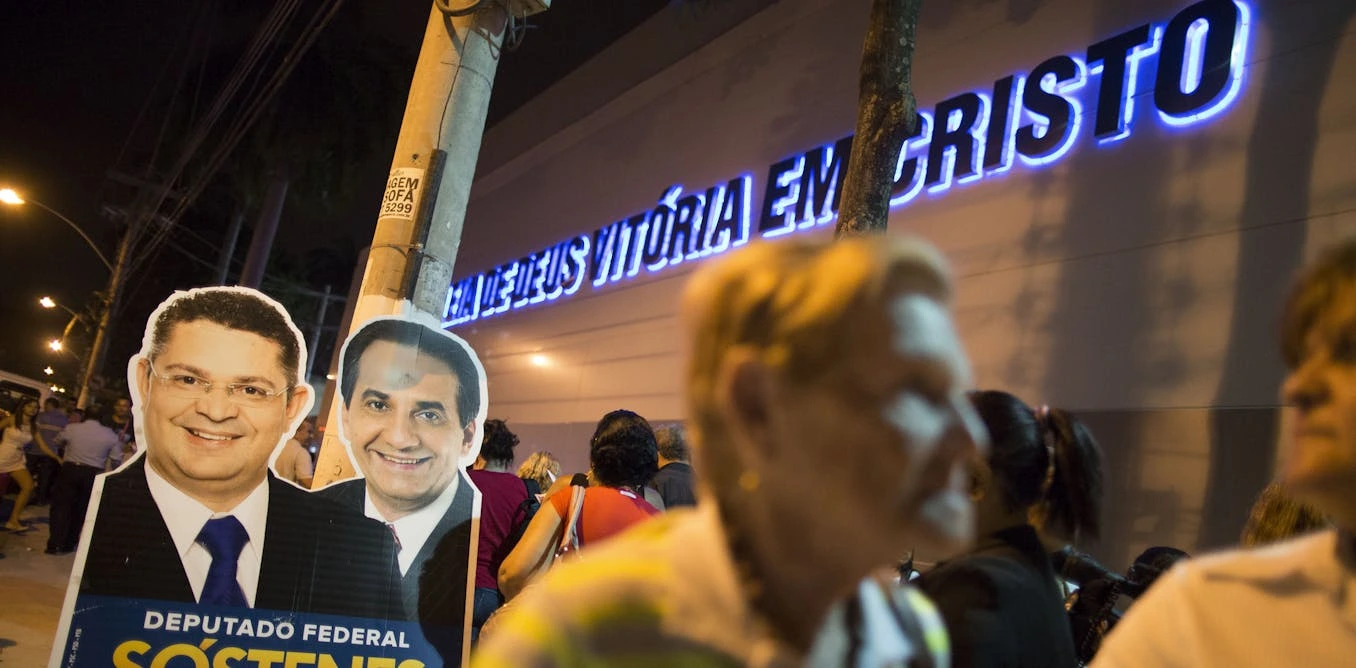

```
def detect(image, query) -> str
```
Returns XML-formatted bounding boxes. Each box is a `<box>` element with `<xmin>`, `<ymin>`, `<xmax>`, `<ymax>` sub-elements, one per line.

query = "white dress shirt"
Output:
<box><xmin>145</xmin><ymin>464</ymin><xmax>269</xmax><ymax>606</ymax></box>
<box><xmin>363</xmin><ymin>473</ymin><xmax>460</xmax><ymax>576</ymax></box>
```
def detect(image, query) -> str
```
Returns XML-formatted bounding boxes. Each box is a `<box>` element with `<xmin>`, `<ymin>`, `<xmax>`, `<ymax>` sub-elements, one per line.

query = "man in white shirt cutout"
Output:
<box><xmin>317</xmin><ymin>316</ymin><xmax>484</xmax><ymax>665</ymax></box>
<box><xmin>77</xmin><ymin>288</ymin><xmax>402</xmax><ymax>620</ymax></box>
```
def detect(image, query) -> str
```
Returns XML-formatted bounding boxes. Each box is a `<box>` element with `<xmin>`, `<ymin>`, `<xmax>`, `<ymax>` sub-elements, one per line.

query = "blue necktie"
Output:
<box><xmin>196</xmin><ymin>516</ymin><xmax>249</xmax><ymax>607</ymax></box>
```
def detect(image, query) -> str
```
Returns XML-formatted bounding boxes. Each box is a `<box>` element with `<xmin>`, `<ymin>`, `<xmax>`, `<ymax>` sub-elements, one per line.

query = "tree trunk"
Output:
<box><xmin>835</xmin><ymin>0</ymin><xmax>922</xmax><ymax>238</ymax></box>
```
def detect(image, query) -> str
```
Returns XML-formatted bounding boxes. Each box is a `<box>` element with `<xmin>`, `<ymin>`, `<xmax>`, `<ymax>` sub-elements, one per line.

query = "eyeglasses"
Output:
<box><xmin>147</xmin><ymin>362</ymin><xmax>288</xmax><ymax>406</ymax></box>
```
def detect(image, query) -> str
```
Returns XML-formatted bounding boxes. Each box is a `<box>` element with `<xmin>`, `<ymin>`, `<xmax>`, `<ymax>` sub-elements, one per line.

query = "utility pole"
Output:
<box><xmin>77</xmin><ymin>219</ymin><xmax>135</xmax><ymax>409</ymax></box>
<box><xmin>239</xmin><ymin>173</ymin><xmax>289</xmax><ymax>288</ymax></box>
<box><xmin>312</xmin><ymin>0</ymin><xmax>551</xmax><ymax>488</ymax></box>
<box><xmin>214</xmin><ymin>210</ymin><xmax>246</xmax><ymax>284</ymax></box>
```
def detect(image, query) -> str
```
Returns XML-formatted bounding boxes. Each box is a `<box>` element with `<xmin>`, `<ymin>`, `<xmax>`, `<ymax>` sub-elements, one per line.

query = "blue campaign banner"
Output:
<box><xmin>57</xmin><ymin>595</ymin><xmax>441</xmax><ymax>667</ymax></box>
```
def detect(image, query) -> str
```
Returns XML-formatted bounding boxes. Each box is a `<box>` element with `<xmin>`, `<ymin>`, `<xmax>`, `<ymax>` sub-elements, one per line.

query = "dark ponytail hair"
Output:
<box><xmin>1041</xmin><ymin>407</ymin><xmax>1104</xmax><ymax>541</ymax></box>
<box><xmin>969</xmin><ymin>390</ymin><xmax>1104</xmax><ymax>541</ymax></box>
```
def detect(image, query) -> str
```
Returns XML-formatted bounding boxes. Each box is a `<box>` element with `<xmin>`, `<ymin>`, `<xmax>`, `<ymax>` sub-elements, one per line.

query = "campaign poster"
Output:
<box><xmin>49</xmin><ymin>288</ymin><xmax>460</xmax><ymax>667</ymax></box>
<box><xmin>321</xmin><ymin>309</ymin><xmax>488</xmax><ymax>667</ymax></box>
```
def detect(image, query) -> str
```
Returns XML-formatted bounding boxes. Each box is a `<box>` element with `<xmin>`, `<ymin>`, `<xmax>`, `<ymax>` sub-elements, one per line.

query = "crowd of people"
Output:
<box><xmin>0</xmin><ymin>395</ymin><xmax>134</xmax><ymax>553</ymax></box>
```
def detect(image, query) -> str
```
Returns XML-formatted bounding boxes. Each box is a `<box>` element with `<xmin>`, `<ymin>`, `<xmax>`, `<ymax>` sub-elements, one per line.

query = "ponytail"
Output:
<box><xmin>1039</xmin><ymin>408</ymin><xmax>1104</xmax><ymax>542</ymax></box>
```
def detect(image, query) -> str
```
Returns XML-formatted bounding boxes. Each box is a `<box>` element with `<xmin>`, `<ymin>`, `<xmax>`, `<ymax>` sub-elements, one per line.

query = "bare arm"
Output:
<box><xmin>498</xmin><ymin>496</ymin><xmax>566</xmax><ymax>600</ymax></box>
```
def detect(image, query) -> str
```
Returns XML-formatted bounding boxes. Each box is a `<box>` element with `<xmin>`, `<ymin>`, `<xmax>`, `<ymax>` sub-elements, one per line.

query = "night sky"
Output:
<box><xmin>0</xmin><ymin>0</ymin><xmax>668</xmax><ymax>398</ymax></box>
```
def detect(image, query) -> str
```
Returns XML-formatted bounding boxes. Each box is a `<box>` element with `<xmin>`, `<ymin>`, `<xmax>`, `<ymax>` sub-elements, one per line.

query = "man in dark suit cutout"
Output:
<box><xmin>319</xmin><ymin>317</ymin><xmax>482</xmax><ymax>664</ymax></box>
<box><xmin>80</xmin><ymin>288</ymin><xmax>402</xmax><ymax>620</ymax></box>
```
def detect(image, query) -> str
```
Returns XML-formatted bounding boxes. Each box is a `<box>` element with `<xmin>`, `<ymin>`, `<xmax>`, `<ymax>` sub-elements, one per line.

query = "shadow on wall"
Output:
<box><xmin>1041</xmin><ymin>0</ymin><xmax>1353</xmax><ymax>563</ymax></box>
<box><xmin>1198</xmin><ymin>0</ymin><xmax>1355</xmax><ymax>550</ymax></box>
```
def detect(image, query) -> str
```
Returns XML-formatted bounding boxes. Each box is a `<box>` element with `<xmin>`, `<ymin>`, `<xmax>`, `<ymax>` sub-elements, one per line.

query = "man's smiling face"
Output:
<box><xmin>342</xmin><ymin>339</ymin><xmax>474</xmax><ymax>520</ymax></box>
<box><xmin>137</xmin><ymin>320</ymin><xmax>307</xmax><ymax>509</ymax></box>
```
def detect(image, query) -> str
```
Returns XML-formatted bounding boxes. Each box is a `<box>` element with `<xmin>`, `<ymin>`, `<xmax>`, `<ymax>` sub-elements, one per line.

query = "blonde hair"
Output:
<box><xmin>517</xmin><ymin>451</ymin><xmax>562</xmax><ymax>491</ymax></box>
<box><xmin>681</xmin><ymin>236</ymin><xmax>951</xmax><ymax>497</ymax></box>
<box><xmin>1241</xmin><ymin>482</ymin><xmax>1329</xmax><ymax>547</ymax></box>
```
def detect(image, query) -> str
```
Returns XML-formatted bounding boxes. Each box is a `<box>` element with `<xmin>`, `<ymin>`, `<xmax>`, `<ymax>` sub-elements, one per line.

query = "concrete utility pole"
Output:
<box><xmin>78</xmin><ymin>221</ymin><xmax>135</xmax><ymax>409</ymax></box>
<box><xmin>239</xmin><ymin>173</ymin><xmax>289</xmax><ymax>288</ymax></box>
<box><xmin>312</xmin><ymin>0</ymin><xmax>550</xmax><ymax>488</ymax></box>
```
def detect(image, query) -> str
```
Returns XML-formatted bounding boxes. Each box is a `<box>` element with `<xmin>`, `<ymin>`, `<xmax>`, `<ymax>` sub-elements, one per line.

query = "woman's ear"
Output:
<box><xmin>719</xmin><ymin>348</ymin><xmax>778</xmax><ymax>460</ymax></box>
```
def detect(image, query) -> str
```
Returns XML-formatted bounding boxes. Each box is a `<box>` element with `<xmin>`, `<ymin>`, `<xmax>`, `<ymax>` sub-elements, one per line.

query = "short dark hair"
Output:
<box><xmin>150</xmin><ymin>289</ymin><xmax>301</xmax><ymax>385</ymax></box>
<box><xmin>481</xmin><ymin>419</ymin><xmax>519</xmax><ymax>466</ymax></box>
<box><xmin>1281</xmin><ymin>239</ymin><xmax>1356</xmax><ymax>368</ymax></box>
<box><xmin>589</xmin><ymin>409</ymin><xmax>659</xmax><ymax>489</ymax></box>
<box><xmin>84</xmin><ymin>404</ymin><xmax>105</xmax><ymax>424</ymax></box>
<box><xmin>655</xmin><ymin>424</ymin><xmax>689</xmax><ymax>462</ymax></box>
<box><xmin>44</xmin><ymin>397</ymin><xmax>60</xmax><ymax>409</ymax></box>
<box><xmin>340</xmin><ymin>318</ymin><xmax>481</xmax><ymax>429</ymax></box>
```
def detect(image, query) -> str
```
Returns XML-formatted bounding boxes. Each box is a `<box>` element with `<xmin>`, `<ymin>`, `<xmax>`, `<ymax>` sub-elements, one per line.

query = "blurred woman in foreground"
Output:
<box><xmin>475</xmin><ymin>237</ymin><xmax>985</xmax><ymax>665</ymax></box>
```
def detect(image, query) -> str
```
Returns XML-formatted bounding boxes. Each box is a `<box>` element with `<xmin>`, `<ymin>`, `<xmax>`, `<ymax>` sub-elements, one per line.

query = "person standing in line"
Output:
<box><xmin>516</xmin><ymin>451</ymin><xmax>560</xmax><ymax>499</ymax></box>
<box><xmin>274</xmin><ymin>416</ymin><xmax>316</xmax><ymax>488</ymax></box>
<box><xmin>496</xmin><ymin>409</ymin><xmax>661</xmax><ymax>601</ymax></box>
<box><xmin>1093</xmin><ymin>239</ymin><xmax>1356</xmax><ymax>666</ymax></box>
<box><xmin>27</xmin><ymin>397</ymin><xmax>68</xmax><ymax>506</ymax></box>
<box><xmin>650</xmin><ymin>423</ymin><xmax>697</xmax><ymax>509</ymax></box>
<box><xmin>467</xmin><ymin>419</ymin><xmax>531</xmax><ymax>642</ymax></box>
<box><xmin>46</xmin><ymin>405</ymin><xmax>121</xmax><ymax>555</ymax></box>
<box><xmin>914</xmin><ymin>390</ymin><xmax>1104</xmax><ymax>667</ymax></box>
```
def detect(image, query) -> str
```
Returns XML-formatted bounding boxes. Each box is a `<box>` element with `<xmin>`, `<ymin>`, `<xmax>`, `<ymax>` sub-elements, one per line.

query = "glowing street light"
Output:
<box><xmin>0</xmin><ymin>188</ymin><xmax>114</xmax><ymax>271</ymax></box>
<box><xmin>48</xmin><ymin>339</ymin><xmax>63</xmax><ymax>352</ymax></box>
<box><xmin>43</xmin><ymin>366</ymin><xmax>54</xmax><ymax>375</ymax></box>
<box><xmin>39</xmin><ymin>296</ymin><xmax>56</xmax><ymax>308</ymax></box>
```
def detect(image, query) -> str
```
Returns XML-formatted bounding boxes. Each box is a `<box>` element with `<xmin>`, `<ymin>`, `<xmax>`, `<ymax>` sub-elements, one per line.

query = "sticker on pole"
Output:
<box><xmin>380</xmin><ymin>167</ymin><xmax>423</xmax><ymax>221</ymax></box>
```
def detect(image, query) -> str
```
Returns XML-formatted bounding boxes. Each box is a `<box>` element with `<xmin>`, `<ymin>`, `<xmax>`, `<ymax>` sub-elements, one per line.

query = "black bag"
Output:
<box><xmin>492</xmin><ymin>479</ymin><xmax>541</xmax><ymax>565</ymax></box>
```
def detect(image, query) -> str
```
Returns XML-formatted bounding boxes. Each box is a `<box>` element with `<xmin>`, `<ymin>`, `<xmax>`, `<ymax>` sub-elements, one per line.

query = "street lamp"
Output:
<box><xmin>4</xmin><ymin>186</ymin><xmax>130</xmax><ymax>409</ymax></box>
<box><xmin>39</xmin><ymin>295</ymin><xmax>85</xmax><ymax>351</ymax></box>
<box><xmin>44</xmin><ymin>367</ymin><xmax>54</xmax><ymax>376</ymax></box>
<box><xmin>0</xmin><ymin>188</ymin><xmax>114</xmax><ymax>271</ymax></box>
<box><xmin>40</xmin><ymin>295</ymin><xmax>78</xmax><ymax>317</ymax></box>
<box><xmin>48</xmin><ymin>339</ymin><xmax>63</xmax><ymax>352</ymax></box>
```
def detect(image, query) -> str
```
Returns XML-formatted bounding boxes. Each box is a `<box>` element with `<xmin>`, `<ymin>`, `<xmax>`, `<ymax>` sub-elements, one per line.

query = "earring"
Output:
<box><xmin>738</xmin><ymin>470</ymin><xmax>760</xmax><ymax>492</ymax></box>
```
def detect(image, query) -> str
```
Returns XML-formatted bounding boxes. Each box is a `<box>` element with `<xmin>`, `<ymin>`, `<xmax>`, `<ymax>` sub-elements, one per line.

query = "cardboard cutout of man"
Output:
<box><xmin>75</xmin><ymin>287</ymin><xmax>403</xmax><ymax>619</ymax></box>
<box><xmin>318</xmin><ymin>314</ymin><xmax>487</xmax><ymax>664</ymax></box>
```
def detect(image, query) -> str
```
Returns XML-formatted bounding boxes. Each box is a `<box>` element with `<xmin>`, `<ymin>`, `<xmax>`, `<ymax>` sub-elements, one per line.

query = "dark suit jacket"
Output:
<box><xmin>651</xmin><ymin>462</ymin><xmax>697</xmax><ymax>508</ymax></box>
<box><xmin>318</xmin><ymin>474</ymin><xmax>475</xmax><ymax>665</ymax></box>
<box><xmin>914</xmin><ymin>524</ymin><xmax>1079</xmax><ymax>668</ymax></box>
<box><xmin>81</xmin><ymin>457</ymin><xmax>403</xmax><ymax>621</ymax></box>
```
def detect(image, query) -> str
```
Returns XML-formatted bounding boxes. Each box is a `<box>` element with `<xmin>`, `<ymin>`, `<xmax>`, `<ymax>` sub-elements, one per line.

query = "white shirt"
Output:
<box><xmin>1093</xmin><ymin>529</ymin><xmax>1356</xmax><ymax>667</ymax></box>
<box><xmin>273</xmin><ymin>438</ymin><xmax>314</xmax><ymax>486</ymax></box>
<box><xmin>145</xmin><ymin>464</ymin><xmax>269</xmax><ymax>606</ymax></box>
<box><xmin>363</xmin><ymin>473</ymin><xmax>460</xmax><ymax>576</ymax></box>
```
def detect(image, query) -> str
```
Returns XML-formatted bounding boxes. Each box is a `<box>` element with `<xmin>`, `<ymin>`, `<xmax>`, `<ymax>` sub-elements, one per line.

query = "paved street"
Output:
<box><xmin>0</xmin><ymin>501</ymin><xmax>72</xmax><ymax>667</ymax></box>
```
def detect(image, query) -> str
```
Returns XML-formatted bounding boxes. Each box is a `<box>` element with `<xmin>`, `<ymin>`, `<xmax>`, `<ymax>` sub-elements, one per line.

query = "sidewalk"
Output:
<box><xmin>0</xmin><ymin>501</ymin><xmax>74</xmax><ymax>667</ymax></box>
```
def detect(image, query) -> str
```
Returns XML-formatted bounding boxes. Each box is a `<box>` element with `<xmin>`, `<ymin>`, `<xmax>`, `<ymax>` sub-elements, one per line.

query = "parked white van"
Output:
<box><xmin>0</xmin><ymin>370</ymin><xmax>52</xmax><ymax>417</ymax></box>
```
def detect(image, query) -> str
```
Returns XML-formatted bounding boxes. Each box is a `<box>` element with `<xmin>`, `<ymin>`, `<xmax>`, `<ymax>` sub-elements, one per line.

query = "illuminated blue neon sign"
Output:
<box><xmin>445</xmin><ymin>0</ymin><xmax>1251</xmax><ymax>327</ymax></box>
